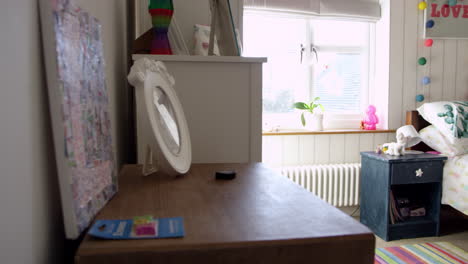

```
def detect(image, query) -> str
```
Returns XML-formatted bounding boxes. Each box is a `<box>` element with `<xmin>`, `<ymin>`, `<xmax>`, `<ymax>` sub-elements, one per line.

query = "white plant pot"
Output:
<box><xmin>305</xmin><ymin>113</ymin><xmax>324</xmax><ymax>131</ymax></box>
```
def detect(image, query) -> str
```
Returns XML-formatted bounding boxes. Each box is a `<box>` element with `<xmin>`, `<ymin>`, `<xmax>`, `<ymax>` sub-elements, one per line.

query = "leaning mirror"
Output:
<box><xmin>128</xmin><ymin>58</ymin><xmax>191</xmax><ymax>176</ymax></box>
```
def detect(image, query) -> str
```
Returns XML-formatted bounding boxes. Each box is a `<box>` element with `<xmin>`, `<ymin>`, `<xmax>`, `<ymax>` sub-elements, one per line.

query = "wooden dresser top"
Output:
<box><xmin>77</xmin><ymin>163</ymin><xmax>373</xmax><ymax>257</ymax></box>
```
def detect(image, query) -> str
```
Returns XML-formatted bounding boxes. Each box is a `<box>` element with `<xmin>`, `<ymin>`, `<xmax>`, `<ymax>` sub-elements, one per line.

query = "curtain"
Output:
<box><xmin>244</xmin><ymin>0</ymin><xmax>381</xmax><ymax>21</ymax></box>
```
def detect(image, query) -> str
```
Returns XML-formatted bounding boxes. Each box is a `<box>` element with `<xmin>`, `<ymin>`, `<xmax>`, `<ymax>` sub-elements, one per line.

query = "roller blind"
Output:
<box><xmin>244</xmin><ymin>0</ymin><xmax>381</xmax><ymax>21</ymax></box>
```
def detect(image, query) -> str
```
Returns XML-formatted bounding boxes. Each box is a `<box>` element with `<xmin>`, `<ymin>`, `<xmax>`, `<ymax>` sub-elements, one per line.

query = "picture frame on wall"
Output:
<box><xmin>39</xmin><ymin>0</ymin><xmax>117</xmax><ymax>239</ymax></box>
<box><xmin>425</xmin><ymin>0</ymin><xmax>468</xmax><ymax>39</ymax></box>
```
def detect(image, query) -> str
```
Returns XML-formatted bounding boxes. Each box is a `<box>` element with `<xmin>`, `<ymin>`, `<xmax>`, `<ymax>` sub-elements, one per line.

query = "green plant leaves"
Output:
<box><xmin>301</xmin><ymin>112</ymin><xmax>306</xmax><ymax>126</ymax></box>
<box><xmin>309</xmin><ymin>103</ymin><xmax>324</xmax><ymax>113</ymax></box>
<box><xmin>293</xmin><ymin>102</ymin><xmax>310</xmax><ymax>110</ymax></box>
<box><xmin>294</xmin><ymin>98</ymin><xmax>324</xmax><ymax>126</ymax></box>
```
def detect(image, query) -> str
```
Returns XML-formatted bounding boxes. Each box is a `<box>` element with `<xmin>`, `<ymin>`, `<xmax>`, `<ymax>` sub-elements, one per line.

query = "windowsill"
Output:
<box><xmin>262</xmin><ymin>129</ymin><xmax>396</xmax><ymax>136</ymax></box>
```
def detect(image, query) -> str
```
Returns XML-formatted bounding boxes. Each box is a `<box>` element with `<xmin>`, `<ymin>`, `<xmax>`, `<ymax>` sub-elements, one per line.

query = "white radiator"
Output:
<box><xmin>280</xmin><ymin>164</ymin><xmax>361</xmax><ymax>207</ymax></box>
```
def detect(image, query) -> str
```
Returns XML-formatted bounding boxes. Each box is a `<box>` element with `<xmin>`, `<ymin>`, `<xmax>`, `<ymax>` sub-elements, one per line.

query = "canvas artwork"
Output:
<box><xmin>425</xmin><ymin>0</ymin><xmax>468</xmax><ymax>39</ymax></box>
<box><xmin>40</xmin><ymin>0</ymin><xmax>117</xmax><ymax>239</ymax></box>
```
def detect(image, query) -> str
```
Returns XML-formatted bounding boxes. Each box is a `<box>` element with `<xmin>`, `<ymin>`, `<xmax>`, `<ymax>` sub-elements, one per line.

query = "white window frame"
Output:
<box><xmin>307</xmin><ymin>20</ymin><xmax>376</xmax><ymax>129</ymax></box>
<box><xmin>244</xmin><ymin>11</ymin><xmax>376</xmax><ymax>130</ymax></box>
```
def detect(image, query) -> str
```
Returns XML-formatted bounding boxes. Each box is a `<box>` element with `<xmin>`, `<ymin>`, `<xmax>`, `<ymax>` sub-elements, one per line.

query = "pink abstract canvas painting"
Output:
<box><xmin>40</xmin><ymin>0</ymin><xmax>117</xmax><ymax>239</ymax></box>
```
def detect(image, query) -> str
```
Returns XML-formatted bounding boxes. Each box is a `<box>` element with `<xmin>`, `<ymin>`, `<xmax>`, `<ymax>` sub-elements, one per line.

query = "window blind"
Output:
<box><xmin>244</xmin><ymin>0</ymin><xmax>381</xmax><ymax>21</ymax></box>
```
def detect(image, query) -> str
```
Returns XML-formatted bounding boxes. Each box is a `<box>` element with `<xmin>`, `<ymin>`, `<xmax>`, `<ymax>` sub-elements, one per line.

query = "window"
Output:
<box><xmin>243</xmin><ymin>11</ymin><xmax>375</xmax><ymax>130</ymax></box>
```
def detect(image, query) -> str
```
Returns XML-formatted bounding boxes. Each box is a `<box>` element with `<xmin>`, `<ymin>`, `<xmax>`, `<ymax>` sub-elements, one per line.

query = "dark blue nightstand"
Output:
<box><xmin>360</xmin><ymin>152</ymin><xmax>447</xmax><ymax>241</ymax></box>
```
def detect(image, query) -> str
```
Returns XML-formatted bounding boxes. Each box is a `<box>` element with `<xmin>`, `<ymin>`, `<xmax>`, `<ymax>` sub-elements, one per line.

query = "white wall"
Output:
<box><xmin>0</xmin><ymin>0</ymin><xmax>127</xmax><ymax>263</ymax></box>
<box><xmin>387</xmin><ymin>0</ymin><xmax>468</xmax><ymax>129</ymax></box>
<box><xmin>0</xmin><ymin>1</ymin><xmax>64</xmax><ymax>263</ymax></box>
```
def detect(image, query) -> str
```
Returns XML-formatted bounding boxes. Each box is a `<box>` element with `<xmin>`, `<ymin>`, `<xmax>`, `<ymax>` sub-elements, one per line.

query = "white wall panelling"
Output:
<box><xmin>299</xmin><ymin>135</ymin><xmax>316</xmax><ymax>164</ymax></box>
<box><xmin>443</xmin><ymin>41</ymin><xmax>457</xmax><ymax>101</ymax></box>
<box><xmin>359</xmin><ymin>134</ymin><xmax>375</xmax><ymax>155</ymax></box>
<box><xmin>456</xmin><ymin>41</ymin><xmax>468</xmax><ymax>100</ymax></box>
<box><xmin>430</xmin><ymin>34</ymin><xmax>444</xmax><ymax>103</ymax></box>
<box><xmin>402</xmin><ymin>0</ymin><xmax>418</xmax><ymax>119</ymax></box>
<box><xmin>374</xmin><ymin>133</ymin><xmax>388</xmax><ymax>150</ymax></box>
<box><xmin>329</xmin><ymin>134</ymin><xmax>345</xmax><ymax>164</ymax></box>
<box><xmin>262</xmin><ymin>132</ymin><xmax>395</xmax><ymax>168</ymax></box>
<box><xmin>263</xmin><ymin>136</ymin><xmax>283</xmax><ymax>166</ymax></box>
<box><xmin>315</xmin><ymin>135</ymin><xmax>331</xmax><ymax>165</ymax></box>
<box><xmin>344</xmin><ymin>134</ymin><xmax>360</xmax><ymax>163</ymax></box>
<box><xmin>387</xmin><ymin>0</ymin><xmax>405</xmax><ymax>128</ymax></box>
<box><xmin>387</xmin><ymin>0</ymin><xmax>468</xmax><ymax>129</ymax></box>
<box><xmin>283</xmin><ymin>136</ymin><xmax>300</xmax><ymax>166</ymax></box>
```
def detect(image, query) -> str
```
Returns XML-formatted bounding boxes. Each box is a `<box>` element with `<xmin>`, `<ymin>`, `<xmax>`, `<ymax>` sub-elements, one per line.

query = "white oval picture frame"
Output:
<box><xmin>129</xmin><ymin>58</ymin><xmax>191</xmax><ymax>176</ymax></box>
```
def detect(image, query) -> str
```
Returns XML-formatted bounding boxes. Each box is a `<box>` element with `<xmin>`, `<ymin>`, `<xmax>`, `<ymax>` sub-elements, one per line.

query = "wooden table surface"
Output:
<box><xmin>76</xmin><ymin>163</ymin><xmax>375</xmax><ymax>264</ymax></box>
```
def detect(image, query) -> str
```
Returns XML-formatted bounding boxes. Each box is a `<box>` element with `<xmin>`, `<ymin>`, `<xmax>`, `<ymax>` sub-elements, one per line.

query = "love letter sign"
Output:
<box><xmin>425</xmin><ymin>0</ymin><xmax>468</xmax><ymax>39</ymax></box>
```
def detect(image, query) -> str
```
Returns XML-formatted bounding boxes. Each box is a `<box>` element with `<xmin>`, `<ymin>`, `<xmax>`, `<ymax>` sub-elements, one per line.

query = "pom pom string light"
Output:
<box><xmin>448</xmin><ymin>0</ymin><xmax>457</xmax><ymax>6</ymax></box>
<box><xmin>425</xmin><ymin>39</ymin><xmax>433</xmax><ymax>47</ymax></box>
<box><xmin>418</xmin><ymin>1</ymin><xmax>427</xmax><ymax>10</ymax></box>
<box><xmin>422</xmin><ymin>76</ymin><xmax>431</xmax><ymax>85</ymax></box>
<box><xmin>416</xmin><ymin>94</ymin><xmax>425</xmax><ymax>102</ymax></box>
<box><xmin>426</xmin><ymin>20</ymin><xmax>435</xmax><ymax>28</ymax></box>
<box><xmin>418</xmin><ymin>57</ymin><xmax>427</xmax><ymax>66</ymax></box>
<box><xmin>418</xmin><ymin>1</ymin><xmax>431</xmax><ymax>103</ymax></box>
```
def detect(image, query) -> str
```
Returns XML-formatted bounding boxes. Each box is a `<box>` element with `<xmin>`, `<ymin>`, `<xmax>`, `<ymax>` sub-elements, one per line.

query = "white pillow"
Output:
<box><xmin>417</xmin><ymin>101</ymin><xmax>468</xmax><ymax>145</ymax></box>
<box><xmin>419</xmin><ymin>125</ymin><xmax>468</xmax><ymax>157</ymax></box>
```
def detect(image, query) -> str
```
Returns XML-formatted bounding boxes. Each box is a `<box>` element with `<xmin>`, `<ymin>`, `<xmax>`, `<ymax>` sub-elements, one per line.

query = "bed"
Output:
<box><xmin>407</xmin><ymin>110</ymin><xmax>468</xmax><ymax>216</ymax></box>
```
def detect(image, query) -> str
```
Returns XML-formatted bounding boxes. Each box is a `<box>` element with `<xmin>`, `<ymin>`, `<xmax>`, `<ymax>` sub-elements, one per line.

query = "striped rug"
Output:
<box><xmin>375</xmin><ymin>242</ymin><xmax>467</xmax><ymax>264</ymax></box>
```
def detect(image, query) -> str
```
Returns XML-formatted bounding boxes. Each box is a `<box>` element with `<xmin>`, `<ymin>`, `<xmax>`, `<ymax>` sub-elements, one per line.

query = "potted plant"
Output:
<box><xmin>293</xmin><ymin>97</ymin><xmax>325</xmax><ymax>131</ymax></box>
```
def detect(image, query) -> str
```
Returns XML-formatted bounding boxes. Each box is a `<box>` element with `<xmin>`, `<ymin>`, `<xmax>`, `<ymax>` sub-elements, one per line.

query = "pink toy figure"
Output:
<box><xmin>363</xmin><ymin>105</ymin><xmax>379</xmax><ymax>130</ymax></box>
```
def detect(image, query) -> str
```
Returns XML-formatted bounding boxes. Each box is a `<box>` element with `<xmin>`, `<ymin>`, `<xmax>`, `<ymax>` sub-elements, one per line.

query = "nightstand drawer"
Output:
<box><xmin>391</xmin><ymin>162</ymin><xmax>443</xmax><ymax>185</ymax></box>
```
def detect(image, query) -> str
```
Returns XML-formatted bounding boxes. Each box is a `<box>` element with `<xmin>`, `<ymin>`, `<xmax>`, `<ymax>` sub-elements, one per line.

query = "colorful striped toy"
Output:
<box><xmin>375</xmin><ymin>242</ymin><xmax>467</xmax><ymax>264</ymax></box>
<box><xmin>148</xmin><ymin>0</ymin><xmax>174</xmax><ymax>55</ymax></box>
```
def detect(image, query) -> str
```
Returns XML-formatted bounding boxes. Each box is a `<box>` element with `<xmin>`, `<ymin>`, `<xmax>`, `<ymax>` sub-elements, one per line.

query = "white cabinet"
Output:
<box><xmin>133</xmin><ymin>55</ymin><xmax>266</xmax><ymax>164</ymax></box>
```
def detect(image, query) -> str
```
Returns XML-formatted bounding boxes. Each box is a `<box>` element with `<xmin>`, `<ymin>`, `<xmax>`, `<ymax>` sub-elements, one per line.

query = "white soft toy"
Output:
<box><xmin>381</xmin><ymin>133</ymin><xmax>410</xmax><ymax>156</ymax></box>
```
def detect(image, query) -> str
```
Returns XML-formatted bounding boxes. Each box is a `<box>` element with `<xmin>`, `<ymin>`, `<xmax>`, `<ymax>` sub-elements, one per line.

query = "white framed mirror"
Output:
<box><xmin>129</xmin><ymin>58</ymin><xmax>191</xmax><ymax>176</ymax></box>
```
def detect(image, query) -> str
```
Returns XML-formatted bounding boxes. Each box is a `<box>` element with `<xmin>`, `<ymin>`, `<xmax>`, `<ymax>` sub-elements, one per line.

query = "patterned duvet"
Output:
<box><xmin>442</xmin><ymin>154</ymin><xmax>468</xmax><ymax>215</ymax></box>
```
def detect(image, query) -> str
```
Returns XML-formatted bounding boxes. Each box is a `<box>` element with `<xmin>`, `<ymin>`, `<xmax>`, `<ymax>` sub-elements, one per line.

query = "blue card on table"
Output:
<box><xmin>88</xmin><ymin>217</ymin><xmax>185</xmax><ymax>240</ymax></box>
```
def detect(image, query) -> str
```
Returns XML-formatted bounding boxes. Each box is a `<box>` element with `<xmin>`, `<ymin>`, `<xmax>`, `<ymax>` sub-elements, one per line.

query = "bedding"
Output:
<box><xmin>442</xmin><ymin>154</ymin><xmax>468</xmax><ymax>215</ymax></box>
<box><xmin>419</xmin><ymin>125</ymin><xmax>468</xmax><ymax>157</ymax></box>
<box><xmin>417</xmin><ymin>101</ymin><xmax>468</xmax><ymax>145</ymax></box>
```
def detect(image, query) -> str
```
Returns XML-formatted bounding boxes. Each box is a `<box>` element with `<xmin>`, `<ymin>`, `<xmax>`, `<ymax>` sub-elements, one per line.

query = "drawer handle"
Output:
<box><xmin>415</xmin><ymin>168</ymin><xmax>424</xmax><ymax>177</ymax></box>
